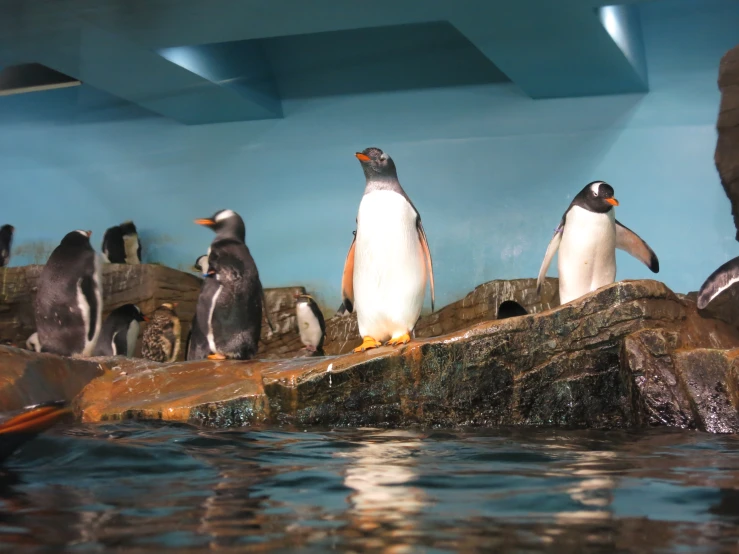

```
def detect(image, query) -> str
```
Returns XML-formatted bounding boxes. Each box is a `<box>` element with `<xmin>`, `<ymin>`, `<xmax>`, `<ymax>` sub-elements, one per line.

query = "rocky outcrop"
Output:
<box><xmin>717</xmin><ymin>44</ymin><xmax>739</xmax><ymax>240</ymax></box>
<box><xmin>70</xmin><ymin>279</ymin><xmax>739</xmax><ymax>432</ymax></box>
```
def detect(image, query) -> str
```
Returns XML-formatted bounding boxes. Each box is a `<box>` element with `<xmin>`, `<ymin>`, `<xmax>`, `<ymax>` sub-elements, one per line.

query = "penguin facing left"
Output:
<box><xmin>0</xmin><ymin>225</ymin><xmax>14</xmax><ymax>267</ymax></box>
<box><xmin>141</xmin><ymin>302</ymin><xmax>181</xmax><ymax>363</ymax></box>
<box><xmin>102</xmin><ymin>221</ymin><xmax>142</xmax><ymax>264</ymax></box>
<box><xmin>536</xmin><ymin>181</ymin><xmax>659</xmax><ymax>305</ymax></box>
<box><xmin>295</xmin><ymin>293</ymin><xmax>326</xmax><ymax>355</ymax></box>
<box><xmin>34</xmin><ymin>230</ymin><xmax>102</xmax><ymax>357</ymax></box>
<box><xmin>94</xmin><ymin>304</ymin><xmax>149</xmax><ymax>357</ymax></box>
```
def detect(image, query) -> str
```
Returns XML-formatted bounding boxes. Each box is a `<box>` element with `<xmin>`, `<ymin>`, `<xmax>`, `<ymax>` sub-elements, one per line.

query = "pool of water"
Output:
<box><xmin>1</xmin><ymin>423</ymin><xmax>739</xmax><ymax>552</ymax></box>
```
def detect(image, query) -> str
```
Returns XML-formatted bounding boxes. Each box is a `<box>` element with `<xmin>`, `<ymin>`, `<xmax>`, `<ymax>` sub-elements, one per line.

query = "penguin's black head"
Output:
<box><xmin>355</xmin><ymin>147</ymin><xmax>398</xmax><ymax>182</ymax></box>
<box><xmin>575</xmin><ymin>181</ymin><xmax>619</xmax><ymax>213</ymax></box>
<box><xmin>60</xmin><ymin>230</ymin><xmax>92</xmax><ymax>248</ymax></box>
<box><xmin>115</xmin><ymin>303</ymin><xmax>149</xmax><ymax>323</ymax></box>
<box><xmin>119</xmin><ymin>221</ymin><xmax>138</xmax><ymax>236</ymax></box>
<box><xmin>0</xmin><ymin>225</ymin><xmax>14</xmax><ymax>238</ymax></box>
<box><xmin>195</xmin><ymin>209</ymin><xmax>246</xmax><ymax>242</ymax></box>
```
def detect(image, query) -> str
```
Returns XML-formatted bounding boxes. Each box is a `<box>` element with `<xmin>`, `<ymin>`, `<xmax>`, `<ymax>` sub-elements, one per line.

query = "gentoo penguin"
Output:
<box><xmin>0</xmin><ymin>225</ymin><xmax>14</xmax><ymax>267</ymax></box>
<box><xmin>497</xmin><ymin>300</ymin><xmax>528</xmax><ymax>319</ymax></box>
<box><xmin>141</xmin><ymin>302</ymin><xmax>181</xmax><ymax>363</ymax></box>
<box><xmin>697</xmin><ymin>256</ymin><xmax>739</xmax><ymax>309</ymax></box>
<box><xmin>25</xmin><ymin>332</ymin><xmax>41</xmax><ymax>352</ymax></box>
<box><xmin>0</xmin><ymin>400</ymin><xmax>70</xmax><ymax>464</ymax></box>
<box><xmin>34</xmin><ymin>230</ymin><xmax>102</xmax><ymax>357</ymax></box>
<box><xmin>101</xmin><ymin>221</ymin><xmax>141</xmax><ymax>264</ymax></box>
<box><xmin>193</xmin><ymin>255</ymin><xmax>209</xmax><ymax>275</ymax></box>
<box><xmin>342</xmin><ymin>147</ymin><xmax>435</xmax><ymax>352</ymax></box>
<box><xmin>295</xmin><ymin>293</ymin><xmax>326</xmax><ymax>355</ymax></box>
<box><xmin>94</xmin><ymin>304</ymin><xmax>148</xmax><ymax>357</ymax></box>
<box><xmin>187</xmin><ymin>209</ymin><xmax>270</xmax><ymax>361</ymax></box>
<box><xmin>536</xmin><ymin>181</ymin><xmax>659</xmax><ymax>305</ymax></box>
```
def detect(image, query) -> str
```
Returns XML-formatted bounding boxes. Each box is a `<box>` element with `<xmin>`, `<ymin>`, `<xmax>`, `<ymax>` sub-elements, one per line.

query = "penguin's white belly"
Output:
<box><xmin>123</xmin><ymin>234</ymin><xmax>140</xmax><ymax>264</ymax></box>
<box><xmin>126</xmin><ymin>320</ymin><xmax>140</xmax><ymax>357</ymax></box>
<box><xmin>297</xmin><ymin>304</ymin><xmax>322</xmax><ymax>348</ymax></box>
<box><xmin>78</xmin><ymin>254</ymin><xmax>103</xmax><ymax>357</ymax></box>
<box><xmin>558</xmin><ymin>207</ymin><xmax>616</xmax><ymax>305</ymax></box>
<box><xmin>354</xmin><ymin>190</ymin><xmax>427</xmax><ymax>342</ymax></box>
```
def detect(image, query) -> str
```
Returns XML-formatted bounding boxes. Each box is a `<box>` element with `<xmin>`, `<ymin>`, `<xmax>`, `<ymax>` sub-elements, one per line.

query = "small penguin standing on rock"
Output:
<box><xmin>35</xmin><ymin>230</ymin><xmax>102</xmax><ymax>357</ymax></box>
<box><xmin>102</xmin><ymin>221</ymin><xmax>142</xmax><ymax>264</ymax></box>
<box><xmin>0</xmin><ymin>225</ymin><xmax>14</xmax><ymax>267</ymax></box>
<box><xmin>697</xmin><ymin>256</ymin><xmax>739</xmax><ymax>309</ymax></box>
<box><xmin>94</xmin><ymin>304</ymin><xmax>148</xmax><ymax>357</ymax></box>
<box><xmin>141</xmin><ymin>302</ymin><xmax>181</xmax><ymax>363</ymax></box>
<box><xmin>536</xmin><ymin>181</ymin><xmax>659</xmax><ymax>305</ymax></box>
<box><xmin>295</xmin><ymin>293</ymin><xmax>326</xmax><ymax>355</ymax></box>
<box><xmin>188</xmin><ymin>209</ymin><xmax>271</xmax><ymax>361</ymax></box>
<box><xmin>342</xmin><ymin>147</ymin><xmax>435</xmax><ymax>352</ymax></box>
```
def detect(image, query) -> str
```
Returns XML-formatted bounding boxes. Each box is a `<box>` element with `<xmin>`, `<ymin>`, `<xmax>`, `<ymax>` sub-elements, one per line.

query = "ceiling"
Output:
<box><xmin>0</xmin><ymin>0</ymin><xmax>654</xmax><ymax>124</ymax></box>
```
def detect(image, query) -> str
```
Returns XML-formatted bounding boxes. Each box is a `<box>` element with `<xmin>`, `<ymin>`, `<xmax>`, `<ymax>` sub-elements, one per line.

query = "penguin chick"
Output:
<box><xmin>536</xmin><ymin>181</ymin><xmax>659</xmax><ymax>305</ymax></box>
<box><xmin>94</xmin><ymin>304</ymin><xmax>148</xmax><ymax>357</ymax></box>
<box><xmin>193</xmin><ymin>254</ymin><xmax>209</xmax><ymax>275</ymax></box>
<box><xmin>141</xmin><ymin>302</ymin><xmax>181</xmax><ymax>363</ymax></box>
<box><xmin>102</xmin><ymin>221</ymin><xmax>142</xmax><ymax>264</ymax></box>
<box><xmin>697</xmin><ymin>256</ymin><xmax>739</xmax><ymax>310</ymax></box>
<box><xmin>0</xmin><ymin>225</ymin><xmax>14</xmax><ymax>267</ymax></box>
<box><xmin>295</xmin><ymin>293</ymin><xmax>326</xmax><ymax>355</ymax></box>
<box><xmin>35</xmin><ymin>230</ymin><xmax>102</xmax><ymax>357</ymax></box>
<box><xmin>497</xmin><ymin>300</ymin><xmax>528</xmax><ymax>319</ymax></box>
<box><xmin>25</xmin><ymin>332</ymin><xmax>41</xmax><ymax>352</ymax></box>
<box><xmin>342</xmin><ymin>147</ymin><xmax>435</xmax><ymax>352</ymax></box>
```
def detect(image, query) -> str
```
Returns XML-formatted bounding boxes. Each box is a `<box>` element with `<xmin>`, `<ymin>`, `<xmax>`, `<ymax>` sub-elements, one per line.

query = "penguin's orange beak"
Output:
<box><xmin>194</xmin><ymin>218</ymin><xmax>215</xmax><ymax>227</ymax></box>
<box><xmin>85</xmin><ymin>230</ymin><xmax>92</xmax><ymax>237</ymax></box>
<box><xmin>606</xmin><ymin>198</ymin><xmax>619</xmax><ymax>206</ymax></box>
<box><xmin>355</xmin><ymin>153</ymin><xmax>371</xmax><ymax>162</ymax></box>
<box><xmin>142</xmin><ymin>315</ymin><xmax>150</xmax><ymax>322</ymax></box>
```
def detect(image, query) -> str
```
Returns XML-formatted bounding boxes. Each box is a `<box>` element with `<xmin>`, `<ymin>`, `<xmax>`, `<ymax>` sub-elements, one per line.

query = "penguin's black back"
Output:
<box><xmin>102</xmin><ymin>225</ymin><xmax>125</xmax><ymax>263</ymax></box>
<box><xmin>0</xmin><ymin>225</ymin><xmax>13</xmax><ymax>267</ymax></box>
<box><xmin>94</xmin><ymin>304</ymin><xmax>141</xmax><ymax>356</ymax></box>
<box><xmin>35</xmin><ymin>232</ymin><xmax>98</xmax><ymax>356</ymax></box>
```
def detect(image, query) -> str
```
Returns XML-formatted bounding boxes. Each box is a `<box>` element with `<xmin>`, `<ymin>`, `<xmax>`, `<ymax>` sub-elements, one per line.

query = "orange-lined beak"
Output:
<box><xmin>142</xmin><ymin>315</ymin><xmax>150</xmax><ymax>322</ymax></box>
<box><xmin>606</xmin><ymin>198</ymin><xmax>619</xmax><ymax>206</ymax></box>
<box><xmin>194</xmin><ymin>218</ymin><xmax>215</xmax><ymax>227</ymax></box>
<box><xmin>86</xmin><ymin>230</ymin><xmax>92</xmax><ymax>237</ymax></box>
<box><xmin>355</xmin><ymin>152</ymin><xmax>371</xmax><ymax>162</ymax></box>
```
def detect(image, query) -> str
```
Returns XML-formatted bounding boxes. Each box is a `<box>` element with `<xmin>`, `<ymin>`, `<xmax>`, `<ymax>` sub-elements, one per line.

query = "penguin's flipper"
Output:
<box><xmin>261</xmin><ymin>288</ymin><xmax>276</xmax><ymax>333</ymax></box>
<box><xmin>537</xmin><ymin>222</ymin><xmax>563</xmax><ymax>295</ymax></box>
<box><xmin>341</xmin><ymin>234</ymin><xmax>356</xmax><ymax>313</ymax></box>
<box><xmin>112</xmin><ymin>330</ymin><xmax>128</xmax><ymax>357</ymax></box>
<box><xmin>417</xmin><ymin>218</ymin><xmax>435</xmax><ymax>312</ymax></box>
<box><xmin>80</xmin><ymin>275</ymin><xmax>100</xmax><ymax>342</ymax></box>
<box><xmin>615</xmin><ymin>220</ymin><xmax>659</xmax><ymax>273</ymax></box>
<box><xmin>697</xmin><ymin>256</ymin><xmax>739</xmax><ymax>309</ymax></box>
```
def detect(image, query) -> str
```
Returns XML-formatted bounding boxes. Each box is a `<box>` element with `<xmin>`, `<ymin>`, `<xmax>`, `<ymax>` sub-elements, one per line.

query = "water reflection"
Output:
<box><xmin>0</xmin><ymin>424</ymin><xmax>736</xmax><ymax>552</ymax></box>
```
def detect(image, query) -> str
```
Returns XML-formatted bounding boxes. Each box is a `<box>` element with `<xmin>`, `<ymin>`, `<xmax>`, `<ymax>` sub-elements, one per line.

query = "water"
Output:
<box><xmin>1</xmin><ymin>423</ymin><xmax>739</xmax><ymax>553</ymax></box>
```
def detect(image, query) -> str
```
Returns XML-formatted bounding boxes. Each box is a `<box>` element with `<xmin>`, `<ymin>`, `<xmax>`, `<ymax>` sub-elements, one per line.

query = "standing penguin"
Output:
<box><xmin>34</xmin><ymin>230</ymin><xmax>102</xmax><ymax>357</ymax></box>
<box><xmin>101</xmin><ymin>221</ymin><xmax>142</xmax><ymax>264</ymax></box>
<box><xmin>342</xmin><ymin>147</ymin><xmax>435</xmax><ymax>352</ymax></box>
<box><xmin>536</xmin><ymin>181</ymin><xmax>659</xmax><ymax>305</ymax></box>
<box><xmin>141</xmin><ymin>302</ymin><xmax>181</xmax><ymax>363</ymax></box>
<box><xmin>94</xmin><ymin>304</ymin><xmax>148</xmax><ymax>357</ymax></box>
<box><xmin>295</xmin><ymin>293</ymin><xmax>326</xmax><ymax>355</ymax></box>
<box><xmin>187</xmin><ymin>209</ymin><xmax>269</xmax><ymax>361</ymax></box>
<box><xmin>0</xmin><ymin>225</ymin><xmax>14</xmax><ymax>267</ymax></box>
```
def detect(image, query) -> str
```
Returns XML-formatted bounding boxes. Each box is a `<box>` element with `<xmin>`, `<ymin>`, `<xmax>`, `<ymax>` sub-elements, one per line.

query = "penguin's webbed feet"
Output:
<box><xmin>354</xmin><ymin>336</ymin><xmax>382</xmax><ymax>352</ymax></box>
<box><xmin>207</xmin><ymin>353</ymin><xmax>227</xmax><ymax>360</ymax></box>
<box><xmin>386</xmin><ymin>333</ymin><xmax>411</xmax><ymax>347</ymax></box>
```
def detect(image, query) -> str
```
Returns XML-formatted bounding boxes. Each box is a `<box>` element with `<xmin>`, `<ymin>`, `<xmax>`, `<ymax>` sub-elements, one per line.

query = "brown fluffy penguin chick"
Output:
<box><xmin>141</xmin><ymin>302</ymin><xmax>181</xmax><ymax>363</ymax></box>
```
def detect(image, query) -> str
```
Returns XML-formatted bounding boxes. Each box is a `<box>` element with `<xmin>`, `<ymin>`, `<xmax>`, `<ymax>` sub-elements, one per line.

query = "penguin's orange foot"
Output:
<box><xmin>353</xmin><ymin>336</ymin><xmax>382</xmax><ymax>352</ymax></box>
<box><xmin>207</xmin><ymin>353</ymin><xmax>227</xmax><ymax>360</ymax></box>
<box><xmin>386</xmin><ymin>333</ymin><xmax>411</xmax><ymax>347</ymax></box>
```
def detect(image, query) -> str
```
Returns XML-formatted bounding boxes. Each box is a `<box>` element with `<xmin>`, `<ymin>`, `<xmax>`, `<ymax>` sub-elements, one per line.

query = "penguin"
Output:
<box><xmin>697</xmin><ymin>256</ymin><xmax>739</xmax><ymax>310</ymax></box>
<box><xmin>497</xmin><ymin>300</ymin><xmax>528</xmax><ymax>319</ymax></box>
<box><xmin>34</xmin><ymin>230</ymin><xmax>102</xmax><ymax>357</ymax></box>
<box><xmin>101</xmin><ymin>221</ymin><xmax>141</xmax><ymax>264</ymax></box>
<box><xmin>193</xmin><ymin>254</ymin><xmax>209</xmax><ymax>275</ymax></box>
<box><xmin>295</xmin><ymin>293</ymin><xmax>326</xmax><ymax>355</ymax></box>
<box><xmin>93</xmin><ymin>304</ymin><xmax>148</xmax><ymax>357</ymax></box>
<box><xmin>141</xmin><ymin>302</ymin><xmax>181</xmax><ymax>363</ymax></box>
<box><xmin>25</xmin><ymin>332</ymin><xmax>41</xmax><ymax>352</ymax></box>
<box><xmin>0</xmin><ymin>401</ymin><xmax>70</xmax><ymax>464</ymax></box>
<box><xmin>342</xmin><ymin>147</ymin><xmax>435</xmax><ymax>352</ymax></box>
<box><xmin>536</xmin><ymin>181</ymin><xmax>659</xmax><ymax>305</ymax></box>
<box><xmin>187</xmin><ymin>209</ymin><xmax>271</xmax><ymax>361</ymax></box>
<box><xmin>0</xmin><ymin>224</ymin><xmax>14</xmax><ymax>267</ymax></box>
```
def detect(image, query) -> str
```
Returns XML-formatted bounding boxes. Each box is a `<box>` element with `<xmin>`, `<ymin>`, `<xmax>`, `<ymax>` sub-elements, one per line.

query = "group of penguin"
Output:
<box><xmin>1</xmin><ymin>145</ymin><xmax>738</xmax><ymax>362</ymax></box>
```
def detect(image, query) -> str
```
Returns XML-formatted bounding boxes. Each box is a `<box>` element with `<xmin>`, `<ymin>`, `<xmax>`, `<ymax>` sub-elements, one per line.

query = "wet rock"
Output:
<box><xmin>716</xmin><ymin>44</ymin><xmax>739</xmax><ymax>240</ymax></box>
<box><xmin>73</xmin><ymin>280</ymin><xmax>739</xmax><ymax>432</ymax></box>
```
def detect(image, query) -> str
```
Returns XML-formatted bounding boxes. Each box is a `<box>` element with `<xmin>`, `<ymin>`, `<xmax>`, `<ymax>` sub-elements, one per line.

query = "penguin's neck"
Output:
<box><xmin>364</xmin><ymin>177</ymin><xmax>404</xmax><ymax>196</ymax></box>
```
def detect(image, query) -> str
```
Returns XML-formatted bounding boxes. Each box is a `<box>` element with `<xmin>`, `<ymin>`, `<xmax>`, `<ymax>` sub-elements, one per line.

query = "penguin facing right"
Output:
<box><xmin>34</xmin><ymin>230</ymin><xmax>102</xmax><ymax>357</ymax></box>
<box><xmin>102</xmin><ymin>221</ymin><xmax>142</xmax><ymax>264</ymax></box>
<box><xmin>0</xmin><ymin>224</ymin><xmax>14</xmax><ymax>267</ymax></box>
<box><xmin>295</xmin><ymin>293</ymin><xmax>326</xmax><ymax>355</ymax></box>
<box><xmin>141</xmin><ymin>302</ymin><xmax>181</xmax><ymax>363</ymax></box>
<box><xmin>536</xmin><ymin>181</ymin><xmax>659</xmax><ymax>305</ymax></box>
<box><xmin>94</xmin><ymin>304</ymin><xmax>148</xmax><ymax>357</ymax></box>
<box><xmin>697</xmin><ymin>256</ymin><xmax>739</xmax><ymax>309</ymax></box>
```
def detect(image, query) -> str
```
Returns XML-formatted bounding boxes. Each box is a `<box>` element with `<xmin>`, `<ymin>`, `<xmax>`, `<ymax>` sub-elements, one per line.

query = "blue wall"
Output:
<box><xmin>1</xmin><ymin>0</ymin><xmax>737</xmax><ymax>309</ymax></box>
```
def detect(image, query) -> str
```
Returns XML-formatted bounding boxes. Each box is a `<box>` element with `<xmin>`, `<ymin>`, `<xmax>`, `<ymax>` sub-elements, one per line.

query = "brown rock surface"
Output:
<box><xmin>716</xmin><ymin>44</ymin><xmax>739</xmax><ymax>239</ymax></box>
<box><xmin>72</xmin><ymin>279</ymin><xmax>739</xmax><ymax>432</ymax></box>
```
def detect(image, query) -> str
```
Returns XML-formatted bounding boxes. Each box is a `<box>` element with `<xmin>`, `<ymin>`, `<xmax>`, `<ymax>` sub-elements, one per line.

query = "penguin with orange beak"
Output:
<box><xmin>537</xmin><ymin>181</ymin><xmax>659</xmax><ymax>305</ymax></box>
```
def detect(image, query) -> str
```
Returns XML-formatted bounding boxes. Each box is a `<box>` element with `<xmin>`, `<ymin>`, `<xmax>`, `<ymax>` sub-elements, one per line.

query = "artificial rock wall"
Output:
<box><xmin>717</xmin><ymin>44</ymin><xmax>739</xmax><ymax>240</ymax></box>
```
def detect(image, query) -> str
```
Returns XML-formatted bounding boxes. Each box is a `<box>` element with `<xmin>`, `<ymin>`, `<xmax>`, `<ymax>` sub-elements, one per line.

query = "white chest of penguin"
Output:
<box><xmin>296</xmin><ymin>303</ymin><xmax>322</xmax><ymax>347</ymax></box>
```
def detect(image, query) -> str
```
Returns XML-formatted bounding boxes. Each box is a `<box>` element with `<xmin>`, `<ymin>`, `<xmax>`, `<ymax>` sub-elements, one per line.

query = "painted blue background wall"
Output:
<box><xmin>0</xmin><ymin>0</ymin><xmax>737</xmax><ymax>309</ymax></box>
